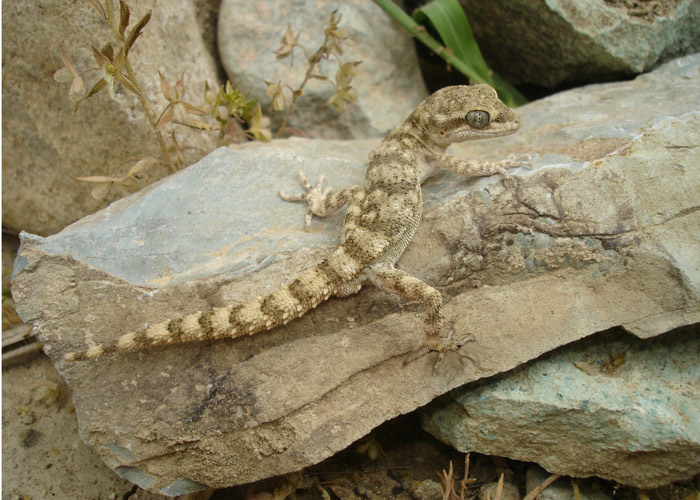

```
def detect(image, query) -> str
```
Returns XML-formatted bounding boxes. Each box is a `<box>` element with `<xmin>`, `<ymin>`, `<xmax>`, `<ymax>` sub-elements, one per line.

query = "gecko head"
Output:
<box><xmin>413</xmin><ymin>84</ymin><xmax>521</xmax><ymax>148</ymax></box>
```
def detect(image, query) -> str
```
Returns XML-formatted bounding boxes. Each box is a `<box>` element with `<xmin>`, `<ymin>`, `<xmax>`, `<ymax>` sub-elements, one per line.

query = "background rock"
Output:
<box><xmin>2</xmin><ymin>0</ymin><xmax>221</xmax><ymax>236</ymax></box>
<box><xmin>422</xmin><ymin>327</ymin><xmax>700</xmax><ymax>489</ymax></box>
<box><xmin>525</xmin><ymin>466</ymin><xmax>612</xmax><ymax>500</ymax></box>
<box><xmin>459</xmin><ymin>0</ymin><xmax>700</xmax><ymax>87</ymax></box>
<box><xmin>11</xmin><ymin>55</ymin><xmax>700</xmax><ymax>494</ymax></box>
<box><xmin>218</xmin><ymin>0</ymin><xmax>428</xmax><ymax>139</ymax></box>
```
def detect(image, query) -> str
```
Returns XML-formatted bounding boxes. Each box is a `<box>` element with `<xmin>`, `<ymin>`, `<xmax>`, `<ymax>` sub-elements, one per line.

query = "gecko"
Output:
<box><xmin>65</xmin><ymin>84</ymin><xmax>524</xmax><ymax>373</ymax></box>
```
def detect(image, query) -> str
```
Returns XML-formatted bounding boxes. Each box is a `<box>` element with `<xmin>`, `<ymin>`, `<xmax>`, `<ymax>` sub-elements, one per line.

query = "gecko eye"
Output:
<box><xmin>466</xmin><ymin>110</ymin><xmax>490</xmax><ymax>129</ymax></box>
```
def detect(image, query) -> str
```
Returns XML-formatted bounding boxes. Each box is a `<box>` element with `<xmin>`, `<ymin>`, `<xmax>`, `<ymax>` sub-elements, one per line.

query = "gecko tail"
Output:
<box><xmin>63</xmin><ymin>253</ymin><xmax>348</xmax><ymax>362</ymax></box>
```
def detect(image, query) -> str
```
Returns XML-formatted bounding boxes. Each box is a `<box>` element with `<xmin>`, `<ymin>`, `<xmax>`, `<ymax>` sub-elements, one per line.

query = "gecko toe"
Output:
<box><xmin>405</xmin><ymin>334</ymin><xmax>475</xmax><ymax>375</ymax></box>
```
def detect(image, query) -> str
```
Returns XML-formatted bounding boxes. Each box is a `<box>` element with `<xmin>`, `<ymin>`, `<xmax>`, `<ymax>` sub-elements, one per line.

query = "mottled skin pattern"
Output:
<box><xmin>66</xmin><ymin>84</ymin><xmax>523</xmax><ymax>373</ymax></box>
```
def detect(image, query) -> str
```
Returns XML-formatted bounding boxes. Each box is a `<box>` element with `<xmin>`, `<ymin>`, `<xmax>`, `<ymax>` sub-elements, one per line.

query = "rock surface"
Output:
<box><xmin>2</xmin><ymin>0</ymin><xmax>221</xmax><ymax>236</ymax></box>
<box><xmin>11</xmin><ymin>55</ymin><xmax>700</xmax><ymax>495</ymax></box>
<box><xmin>525</xmin><ymin>466</ymin><xmax>611</xmax><ymax>500</ymax></box>
<box><xmin>422</xmin><ymin>327</ymin><xmax>700</xmax><ymax>489</ymax></box>
<box><xmin>459</xmin><ymin>0</ymin><xmax>700</xmax><ymax>88</ymax></box>
<box><xmin>218</xmin><ymin>0</ymin><xmax>428</xmax><ymax>139</ymax></box>
<box><xmin>1</xmin><ymin>355</ymin><xmax>165</xmax><ymax>500</ymax></box>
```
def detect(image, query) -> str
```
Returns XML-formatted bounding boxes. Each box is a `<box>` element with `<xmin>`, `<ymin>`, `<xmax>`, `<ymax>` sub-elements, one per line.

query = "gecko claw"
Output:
<box><xmin>404</xmin><ymin>334</ymin><xmax>475</xmax><ymax>375</ymax></box>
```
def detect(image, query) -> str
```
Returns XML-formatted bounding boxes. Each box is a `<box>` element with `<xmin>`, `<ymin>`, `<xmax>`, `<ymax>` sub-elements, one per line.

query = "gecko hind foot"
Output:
<box><xmin>404</xmin><ymin>334</ymin><xmax>475</xmax><ymax>375</ymax></box>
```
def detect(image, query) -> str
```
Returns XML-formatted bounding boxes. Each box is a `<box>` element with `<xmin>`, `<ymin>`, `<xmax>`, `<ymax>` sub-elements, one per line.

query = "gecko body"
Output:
<box><xmin>65</xmin><ymin>84</ymin><xmax>523</xmax><ymax>372</ymax></box>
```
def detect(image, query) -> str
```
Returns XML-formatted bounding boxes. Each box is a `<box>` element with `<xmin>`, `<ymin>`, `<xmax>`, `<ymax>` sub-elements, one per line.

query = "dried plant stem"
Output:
<box><xmin>103</xmin><ymin>2</ymin><xmax>174</xmax><ymax>168</ymax></box>
<box><xmin>275</xmin><ymin>38</ymin><xmax>328</xmax><ymax>138</ymax></box>
<box><xmin>522</xmin><ymin>474</ymin><xmax>561</xmax><ymax>500</ymax></box>
<box><xmin>121</xmin><ymin>59</ymin><xmax>174</xmax><ymax>169</ymax></box>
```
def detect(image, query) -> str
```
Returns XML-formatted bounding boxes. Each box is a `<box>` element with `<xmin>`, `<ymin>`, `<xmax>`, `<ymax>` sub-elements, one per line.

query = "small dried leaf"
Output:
<box><xmin>105</xmin><ymin>0</ymin><xmax>115</xmax><ymax>20</ymax></box>
<box><xmin>124</xmin><ymin>10</ymin><xmax>151</xmax><ymax>56</ymax></box>
<box><xmin>324</xmin><ymin>11</ymin><xmax>349</xmax><ymax>57</ymax></box>
<box><xmin>274</xmin><ymin>24</ymin><xmax>299</xmax><ymax>59</ymax></box>
<box><xmin>57</xmin><ymin>45</ymin><xmax>81</xmax><ymax>78</ymax></box>
<box><xmin>69</xmin><ymin>75</ymin><xmax>86</xmax><ymax>102</ymax></box>
<box><xmin>326</xmin><ymin>87</ymin><xmax>356</xmax><ymax>112</ymax></box>
<box><xmin>118</xmin><ymin>0</ymin><xmax>130</xmax><ymax>36</ymax></box>
<box><xmin>126</xmin><ymin>157</ymin><xmax>157</xmax><ymax>177</ymax></box>
<box><xmin>181</xmin><ymin>101</ymin><xmax>207</xmax><ymax>115</ymax></box>
<box><xmin>104</xmin><ymin>71</ymin><xmax>116</xmax><ymax>99</ymax></box>
<box><xmin>114</xmin><ymin>71</ymin><xmax>142</xmax><ymax>97</ymax></box>
<box><xmin>155</xmin><ymin>104</ymin><xmax>174</xmax><ymax>132</ymax></box>
<box><xmin>75</xmin><ymin>175</ymin><xmax>121</xmax><ymax>183</ymax></box>
<box><xmin>335</xmin><ymin>61</ymin><xmax>361</xmax><ymax>88</ymax></box>
<box><xmin>307</xmin><ymin>73</ymin><xmax>328</xmax><ymax>81</ymax></box>
<box><xmin>101</xmin><ymin>42</ymin><xmax>115</xmax><ymax>62</ymax></box>
<box><xmin>264</xmin><ymin>80</ymin><xmax>287</xmax><ymax>112</ymax></box>
<box><xmin>180</xmin><ymin>116</ymin><xmax>213</xmax><ymax>131</ymax></box>
<box><xmin>91</xmin><ymin>182</ymin><xmax>112</xmax><ymax>200</ymax></box>
<box><xmin>113</xmin><ymin>49</ymin><xmax>125</xmax><ymax>71</ymax></box>
<box><xmin>88</xmin><ymin>0</ymin><xmax>107</xmax><ymax>19</ymax></box>
<box><xmin>203</xmin><ymin>81</ymin><xmax>217</xmax><ymax>104</ymax></box>
<box><xmin>174</xmin><ymin>72</ymin><xmax>185</xmax><ymax>99</ymax></box>
<box><xmin>53</xmin><ymin>67</ymin><xmax>74</xmax><ymax>83</ymax></box>
<box><xmin>92</xmin><ymin>45</ymin><xmax>111</xmax><ymax>67</ymax></box>
<box><xmin>85</xmin><ymin>78</ymin><xmax>107</xmax><ymax>100</ymax></box>
<box><xmin>248</xmin><ymin>103</ymin><xmax>271</xmax><ymax>142</ymax></box>
<box><xmin>158</xmin><ymin>71</ymin><xmax>172</xmax><ymax>101</ymax></box>
<box><xmin>272</xmin><ymin>93</ymin><xmax>286</xmax><ymax>112</ymax></box>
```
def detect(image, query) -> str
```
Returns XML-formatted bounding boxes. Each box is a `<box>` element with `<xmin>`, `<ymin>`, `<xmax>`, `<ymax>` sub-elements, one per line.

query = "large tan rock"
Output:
<box><xmin>2</xmin><ymin>0</ymin><xmax>220</xmax><ymax>236</ymax></box>
<box><xmin>11</xmin><ymin>55</ymin><xmax>700</xmax><ymax>495</ymax></box>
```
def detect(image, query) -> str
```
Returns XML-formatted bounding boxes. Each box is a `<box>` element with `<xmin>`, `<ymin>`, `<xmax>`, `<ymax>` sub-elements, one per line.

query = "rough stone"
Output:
<box><xmin>422</xmin><ymin>328</ymin><xmax>700</xmax><ymax>489</ymax></box>
<box><xmin>459</xmin><ymin>0</ymin><xmax>700</xmax><ymax>88</ymax></box>
<box><xmin>218</xmin><ymin>0</ymin><xmax>428</xmax><ymax>139</ymax></box>
<box><xmin>1</xmin><ymin>355</ymin><xmax>164</xmax><ymax>500</ymax></box>
<box><xmin>478</xmin><ymin>481</ymin><xmax>520</xmax><ymax>500</ymax></box>
<box><xmin>525</xmin><ymin>466</ymin><xmax>612</xmax><ymax>500</ymax></box>
<box><xmin>2</xmin><ymin>0</ymin><xmax>221</xmax><ymax>236</ymax></box>
<box><xmin>11</xmin><ymin>55</ymin><xmax>700</xmax><ymax>494</ymax></box>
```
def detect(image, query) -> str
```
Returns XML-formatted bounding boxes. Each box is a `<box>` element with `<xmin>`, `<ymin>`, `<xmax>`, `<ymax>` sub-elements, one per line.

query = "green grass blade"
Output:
<box><xmin>413</xmin><ymin>0</ymin><xmax>490</xmax><ymax>79</ymax></box>
<box><xmin>413</xmin><ymin>0</ymin><xmax>527</xmax><ymax>106</ymax></box>
<box><xmin>372</xmin><ymin>0</ymin><xmax>527</xmax><ymax>106</ymax></box>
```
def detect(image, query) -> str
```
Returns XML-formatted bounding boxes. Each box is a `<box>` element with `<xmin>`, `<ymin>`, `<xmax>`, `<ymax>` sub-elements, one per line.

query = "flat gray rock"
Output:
<box><xmin>11</xmin><ymin>55</ymin><xmax>700</xmax><ymax>495</ymax></box>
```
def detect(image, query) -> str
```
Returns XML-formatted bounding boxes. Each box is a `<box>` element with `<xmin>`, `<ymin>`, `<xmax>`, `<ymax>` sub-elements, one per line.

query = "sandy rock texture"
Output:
<box><xmin>2</xmin><ymin>355</ymin><xmax>165</xmax><ymax>500</ymax></box>
<box><xmin>2</xmin><ymin>0</ymin><xmax>220</xmax><ymax>236</ymax></box>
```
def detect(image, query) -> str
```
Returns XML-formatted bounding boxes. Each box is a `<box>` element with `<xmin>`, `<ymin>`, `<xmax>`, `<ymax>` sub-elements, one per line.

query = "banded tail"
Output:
<box><xmin>64</xmin><ymin>243</ymin><xmax>362</xmax><ymax>362</ymax></box>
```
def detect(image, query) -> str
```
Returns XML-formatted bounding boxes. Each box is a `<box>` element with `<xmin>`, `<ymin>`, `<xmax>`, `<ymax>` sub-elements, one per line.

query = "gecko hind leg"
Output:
<box><xmin>367</xmin><ymin>264</ymin><xmax>472</xmax><ymax>374</ymax></box>
<box><xmin>403</xmin><ymin>328</ymin><xmax>475</xmax><ymax>375</ymax></box>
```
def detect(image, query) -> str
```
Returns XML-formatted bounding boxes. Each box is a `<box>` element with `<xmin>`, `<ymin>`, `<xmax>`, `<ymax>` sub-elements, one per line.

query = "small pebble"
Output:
<box><xmin>479</xmin><ymin>481</ymin><xmax>521</xmax><ymax>500</ymax></box>
<box><xmin>19</xmin><ymin>428</ymin><xmax>39</xmax><ymax>448</ymax></box>
<box><xmin>21</xmin><ymin>413</ymin><xmax>35</xmax><ymax>425</ymax></box>
<box><xmin>412</xmin><ymin>479</ymin><xmax>442</xmax><ymax>500</ymax></box>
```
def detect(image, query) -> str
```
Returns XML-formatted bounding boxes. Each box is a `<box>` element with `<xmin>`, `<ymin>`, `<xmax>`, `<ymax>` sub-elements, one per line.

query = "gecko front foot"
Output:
<box><xmin>503</xmin><ymin>153</ymin><xmax>534</xmax><ymax>172</ymax></box>
<box><xmin>279</xmin><ymin>170</ymin><xmax>334</xmax><ymax>230</ymax></box>
<box><xmin>404</xmin><ymin>332</ymin><xmax>475</xmax><ymax>375</ymax></box>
